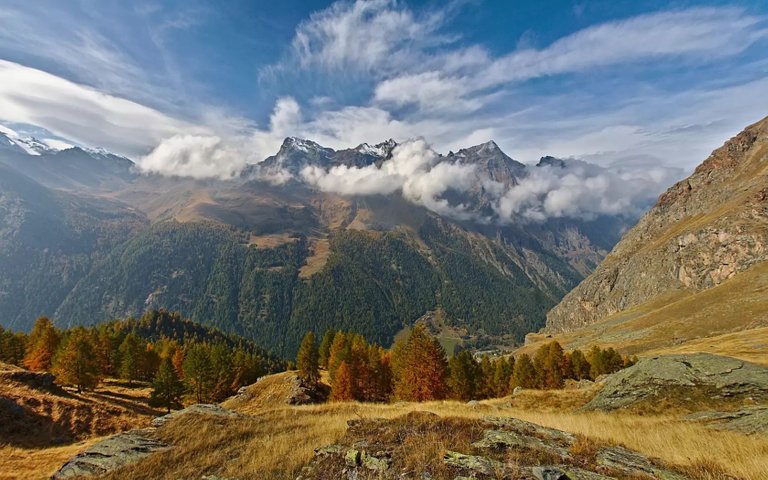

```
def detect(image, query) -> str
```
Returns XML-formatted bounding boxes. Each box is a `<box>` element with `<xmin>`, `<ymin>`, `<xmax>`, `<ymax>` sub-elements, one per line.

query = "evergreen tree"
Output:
<box><xmin>327</xmin><ymin>331</ymin><xmax>349</xmax><ymax>382</ymax></box>
<box><xmin>296</xmin><ymin>331</ymin><xmax>320</xmax><ymax>384</ymax></box>
<box><xmin>492</xmin><ymin>357</ymin><xmax>513</xmax><ymax>397</ymax></box>
<box><xmin>0</xmin><ymin>327</ymin><xmax>26</xmax><ymax>366</ymax></box>
<box><xmin>52</xmin><ymin>328</ymin><xmax>100</xmax><ymax>392</ymax></box>
<box><xmin>183</xmin><ymin>342</ymin><xmax>213</xmax><ymax>403</ymax></box>
<box><xmin>210</xmin><ymin>342</ymin><xmax>234</xmax><ymax>401</ymax></box>
<box><xmin>318</xmin><ymin>329</ymin><xmax>336</xmax><ymax>369</ymax></box>
<box><xmin>23</xmin><ymin>317</ymin><xmax>60</xmax><ymax>371</ymax></box>
<box><xmin>478</xmin><ymin>355</ymin><xmax>495</xmax><ymax>398</ymax></box>
<box><xmin>568</xmin><ymin>349</ymin><xmax>591</xmax><ymax>380</ymax></box>
<box><xmin>393</xmin><ymin>325</ymin><xmax>448</xmax><ymax>401</ymax></box>
<box><xmin>447</xmin><ymin>350</ymin><xmax>479</xmax><ymax>401</ymax></box>
<box><xmin>118</xmin><ymin>333</ymin><xmax>143</xmax><ymax>385</ymax></box>
<box><xmin>329</xmin><ymin>361</ymin><xmax>354</xmax><ymax>401</ymax></box>
<box><xmin>149</xmin><ymin>357</ymin><xmax>185</xmax><ymax>413</ymax></box>
<box><xmin>511</xmin><ymin>353</ymin><xmax>537</xmax><ymax>389</ymax></box>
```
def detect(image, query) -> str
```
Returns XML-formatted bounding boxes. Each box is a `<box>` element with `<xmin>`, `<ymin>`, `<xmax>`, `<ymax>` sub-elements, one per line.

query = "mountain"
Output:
<box><xmin>0</xmin><ymin>127</ymin><xmax>639</xmax><ymax>357</ymax></box>
<box><xmin>545</xmin><ymin>115</ymin><xmax>768</xmax><ymax>338</ymax></box>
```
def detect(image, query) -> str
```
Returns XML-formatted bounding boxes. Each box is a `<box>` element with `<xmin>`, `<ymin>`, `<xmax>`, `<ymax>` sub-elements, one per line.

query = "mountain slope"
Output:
<box><xmin>0</xmin><ymin>128</ymin><xmax>640</xmax><ymax>357</ymax></box>
<box><xmin>546</xmin><ymin>115</ymin><xmax>768</xmax><ymax>334</ymax></box>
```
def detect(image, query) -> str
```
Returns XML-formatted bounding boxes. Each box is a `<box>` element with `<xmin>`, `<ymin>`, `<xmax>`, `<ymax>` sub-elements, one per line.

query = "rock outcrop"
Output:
<box><xmin>686</xmin><ymin>407</ymin><xmax>768</xmax><ymax>436</ymax></box>
<box><xmin>51</xmin><ymin>404</ymin><xmax>243</xmax><ymax>479</ymax></box>
<box><xmin>298</xmin><ymin>412</ymin><xmax>689</xmax><ymax>479</ymax></box>
<box><xmin>583</xmin><ymin>353</ymin><xmax>768</xmax><ymax>411</ymax></box>
<box><xmin>546</xmin><ymin>116</ymin><xmax>768</xmax><ymax>333</ymax></box>
<box><xmin>51</xmin><ymin>430</ymin><xmax>169</xmax><ymax>479</ymax></box>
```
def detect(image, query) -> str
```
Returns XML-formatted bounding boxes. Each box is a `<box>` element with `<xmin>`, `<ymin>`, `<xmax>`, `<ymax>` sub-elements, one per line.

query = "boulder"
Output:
<box><xmin>151</xmin><ymin>404</ymin><xmax>244</xmax><ymax>427</ymax></box>
<box><xmin>51</xmin><ymin>430</ymin><xmax>169</xmax><ymax>479</ymax></box>
<box><xmin>686</xmin><ymin>407</ymin><xmax>768</xmax><ymax>435</ymax></box>
<box><xmin>583</xmin><ymin>353</ymin><xmax>768</xmax><ymax>411</ymax></box>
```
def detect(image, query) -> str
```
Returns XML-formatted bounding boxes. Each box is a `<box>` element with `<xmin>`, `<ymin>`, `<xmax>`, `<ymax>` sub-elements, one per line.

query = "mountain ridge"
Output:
<box><xmin>545</xmin><ymin>115</ymin><xmax>768</xmax><ymax>334</ymax></box>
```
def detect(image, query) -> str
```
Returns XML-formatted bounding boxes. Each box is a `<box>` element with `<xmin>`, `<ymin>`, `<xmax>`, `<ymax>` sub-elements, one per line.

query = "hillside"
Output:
<box><xmin>546</xmin><ymin>115</ymin><xmax>768</xmax><ymax>336</ymax></box>
<box><xmin>0</xmin><ymin>135</ymin><xmax>636</xmax><ymax>357</ymax></box>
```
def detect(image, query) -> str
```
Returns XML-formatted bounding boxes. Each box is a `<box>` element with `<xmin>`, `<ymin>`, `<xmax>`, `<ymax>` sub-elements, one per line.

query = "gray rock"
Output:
<box><xmin>686</xmin><ymin>407</ymin><xmax>768</xmax><ymax>435</ymax></box>
<box><xmin>583</xmin><ymin>353</ymin><xmax>768</xmax><ymax>411</ymax></box>
<box><xmin>532</xmin><ymin>466</ymin><xmax>570</xmax><ymax>480</ymax></box>
<box><xmin>51</xmin><ymin>430</ymin><xmax>169</xmax><ymax>479</ymax></box>
<box><xmin>151</xmin><ymin>403</ymin><xmax>244</xmax><ymax>427</ymax></box>
<box><xmin>344</xmin><ymin>448</ymin><xmax>361</xmax><ymax>467</ymax></box>
<box><xmin>443</xmin><ymin>450</ymin><xmax>502</xmax><ymax>476</ymax></box>
<box><xmin>596</xmin><ymin>446</ymin><xmax>688</xmax><ymax>479</ymax></box>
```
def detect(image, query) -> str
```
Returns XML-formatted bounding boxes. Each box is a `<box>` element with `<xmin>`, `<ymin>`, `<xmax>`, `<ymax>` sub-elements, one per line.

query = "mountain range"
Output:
<box><xmin>0</xmin><ymin>125</ymin><xmax>641</xmax><ymax>357</ymax></box>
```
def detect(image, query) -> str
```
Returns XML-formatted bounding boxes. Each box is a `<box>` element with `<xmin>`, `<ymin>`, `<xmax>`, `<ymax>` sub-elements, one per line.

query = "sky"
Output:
<box><xmin>1</xmin><ymin>0</ymin><xmax>767</xmax><ymax>183</ymax></box>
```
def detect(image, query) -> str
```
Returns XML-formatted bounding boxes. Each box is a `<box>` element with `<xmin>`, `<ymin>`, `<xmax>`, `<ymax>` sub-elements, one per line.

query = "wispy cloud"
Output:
<box><xmin>0</xmin><ymin>60</ymin><xmax>198</xmax><ymax>156</ymax></box>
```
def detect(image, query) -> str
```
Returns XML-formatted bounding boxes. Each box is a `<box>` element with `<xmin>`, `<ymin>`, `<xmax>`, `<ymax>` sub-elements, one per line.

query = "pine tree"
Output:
<box><xmin>569</xmin><ymin>349</ymin><xmax>591</xmax><ymax>380</ymax></box>
<box><xmin>329</xmin><ymin>361</ymin><xmax>354</xmax><ymax>401</ymax></box>
<box><xmin>540</xmin><ymin>342</ymin><xmax>566</xmax><ymax>389</ymax></box>
<box><xmin>318</xmin><ymin>329</ymin><xmax>336</xmax><ymax>369</ymax></box>
<box><xmin>149</xmin><ymin>357</ymin><xmax>185</xmax><ymax>413</ymax></box>
<box><xmin>210</xmin><ymin>342</ymin><xmax>234</xmax><ymax>401</ymax></box>
<box><xmin>183</xmin><ymin>342</ymin><xmax>213</xmax><ymax>403</ymax></box>
<box><xmin>492</xmin><ymin>357</ymin><xmax>513</xmax><ymax>397</ymax></box>
<box><xmin>23</xmin><ymin>317</ymin><xmax>60</xmax><ymax>371</ymax></box>
<box><xmin>448</xmin><ymin>350</ymin><xmax>479</xmax><ymax>401</ymax></box>
<box><xmin>511</xmin><ymin>353</ymin><xmax>537</xmax><ymax>389</ymax></box>
<box><xmin>478</xmin><ymin>355</ymin><xmax>495</xmax><ymax>398</ymax></box>
<box><xmin>327</xmin><ymin>331</ymin><xmax>349</xmax><ymax>382</ymax></box>
<box><xmin>52</xmin><ymin>328</ymin><xmax>100</xmax><ymax>393</ymax></box>
<box><xmin>296</xmin><ymin>331</ymin><xmax>320</xmax><ymax>384</ymax></box>
<box><xmin>393</xmin><ymin>325</ymin><xmax>448</xmax><ymax>401</ymax></box>
<box><xmin>118</xmin><ymin>333</ymin><xmax>143</xmax><ymax>385</ymax></box>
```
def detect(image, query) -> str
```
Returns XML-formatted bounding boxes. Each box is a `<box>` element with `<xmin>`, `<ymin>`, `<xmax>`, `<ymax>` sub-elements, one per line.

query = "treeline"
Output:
<box><xmin>297</xmin><ymin>326</ymin><xmax>637</xmax><ymax>402</ymax></box>
<box><xmin>0</xmin><ymin>310</ymin><xmax>285</xmax><ymax>411</ymax></box>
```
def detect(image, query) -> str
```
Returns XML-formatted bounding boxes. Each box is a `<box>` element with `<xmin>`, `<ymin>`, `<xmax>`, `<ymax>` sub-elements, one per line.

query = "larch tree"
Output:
<box><xmin>329</xmin><ymin>360</ymin><xmax>354</xmax><ymax>401</ymax></box>
<box><xmin>296</xmin><ymin>331</ymin><xmax>320</xmax><ymax>384</ymax></box>
<box><xmin>149</xmin><ymin>357</ymin><xmax>185</xmax><ymax>413</ymax></box>
<box><xmin>393</xmin><ymin>325</ymin><xmax>448</xmax><ymax>401</ymax></box>
<box><xmin>23</xmin><ymin>317</ymin><xmax>61</xmax><ymax>372</ymax></box>
<box><xmin>52</xmin><ymin>328</ymin><xmax>100</xmax><ymax>393</ymax></box>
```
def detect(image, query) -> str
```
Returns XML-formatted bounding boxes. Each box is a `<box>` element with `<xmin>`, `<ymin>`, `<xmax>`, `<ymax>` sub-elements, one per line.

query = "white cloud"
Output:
<box><xmin>0</xmin><ymin>60</ymin><xmax>198</xmax><ymax>156</ymax></box>
<box><xmin>138</xmin><ymin>134</ymin><xmax>248</xmax><ymax>180</ymax></box>
<box><xmin>288</xmin><ymin>0</ymin><xmax>447</xmax><ymax>73</ymax></box>
<box><xmin>301</xmin><ymin>138</ymin><xmax>477</xmax><ymax>218</ymax></box>
<box><xmin>494</xmin><ymin>161</ymin><xmax>682</xmax><ymax>222</ymax></box>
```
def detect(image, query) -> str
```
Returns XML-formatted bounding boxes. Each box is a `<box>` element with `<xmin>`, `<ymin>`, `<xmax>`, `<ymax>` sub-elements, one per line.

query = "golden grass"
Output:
<box><xmin>522</xmin><ymin>261</ymin><xmax>768</xmax><ymax>360</ymax></box>
<box><xmin>298</xmin><ymin>237</ymin><xmax>331</xmax><ymax>278</ymax></box>
<box><xmin>94</xmin><ymin>387</ymin><xmax>768</xmax><ymax>480</ymax></box>
<box><xmin>0</xmin><ymin>439</ymin><xmax>102</xmax><ymax>480</ymax></box>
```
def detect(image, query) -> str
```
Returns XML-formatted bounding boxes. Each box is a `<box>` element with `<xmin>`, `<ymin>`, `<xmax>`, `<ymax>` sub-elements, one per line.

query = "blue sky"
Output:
<box><xmin>0</xmin><ymin>0</ymin><xmax>767</xmax><ymax>178</ymax></box>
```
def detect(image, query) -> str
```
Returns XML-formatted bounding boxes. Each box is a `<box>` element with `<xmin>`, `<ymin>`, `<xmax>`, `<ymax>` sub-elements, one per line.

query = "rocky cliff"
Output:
<box><xmin>546</xmin><ymin>115</ymin><xmax>768</xmax><ymax>333</ymax></box>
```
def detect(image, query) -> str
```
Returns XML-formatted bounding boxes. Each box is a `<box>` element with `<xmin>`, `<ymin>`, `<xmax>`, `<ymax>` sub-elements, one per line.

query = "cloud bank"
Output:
<box><xmin>298</xmin><ymin>138</ymin><xmax>682</xmax><ymax>223</ymax></box>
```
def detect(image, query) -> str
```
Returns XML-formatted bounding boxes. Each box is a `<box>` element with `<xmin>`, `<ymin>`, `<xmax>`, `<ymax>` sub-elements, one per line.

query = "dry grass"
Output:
<box><xmin>0</xmin><ymin>438</ymin><xmax>102</xmax><ymax>480</ymax></box>
<box><xmin>522</xmin><ymin>261</ymin><xmax>768</xmax><ymax>360</ymax></box>
<box><xmin>95</xmin><ymin>391</ymin><xmax>768</xmax><ymax>480</ymax></box>
<box><xmin>298</xmin><ymin>238</ymin><xmax>331</xmax><ymax>278</ymax></box>
<box><xmin>0</xmin><ymin>375</ymin><xmax>160</xmax><ymax>480</ymax></box>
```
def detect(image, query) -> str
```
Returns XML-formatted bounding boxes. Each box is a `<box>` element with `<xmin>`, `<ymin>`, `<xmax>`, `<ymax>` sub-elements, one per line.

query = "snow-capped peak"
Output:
<box><xmin>355</xmin><ymin>139</ymin><xmax>397</xmax><ymax>157</ymax></box>
<box><xmin>283</xmin><ymin>137</ymin><xmax>324</xmax><ymax>153</ymax></box>
<box><xmin>0</xmin><ymin>124</ymin><xmax>77</xmax><ymax>156</ymax></box>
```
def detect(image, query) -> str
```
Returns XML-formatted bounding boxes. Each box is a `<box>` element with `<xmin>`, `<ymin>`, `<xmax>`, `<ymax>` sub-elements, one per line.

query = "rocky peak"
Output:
<box><xmin>452</xmin><ymin>140</ymin><xmax>527</xmax><ymax>186</ymax></box>
<box><xmin>537</xmin><ymin>156</ymin><xmax>567</xmax><ymax>168</ymax></box>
